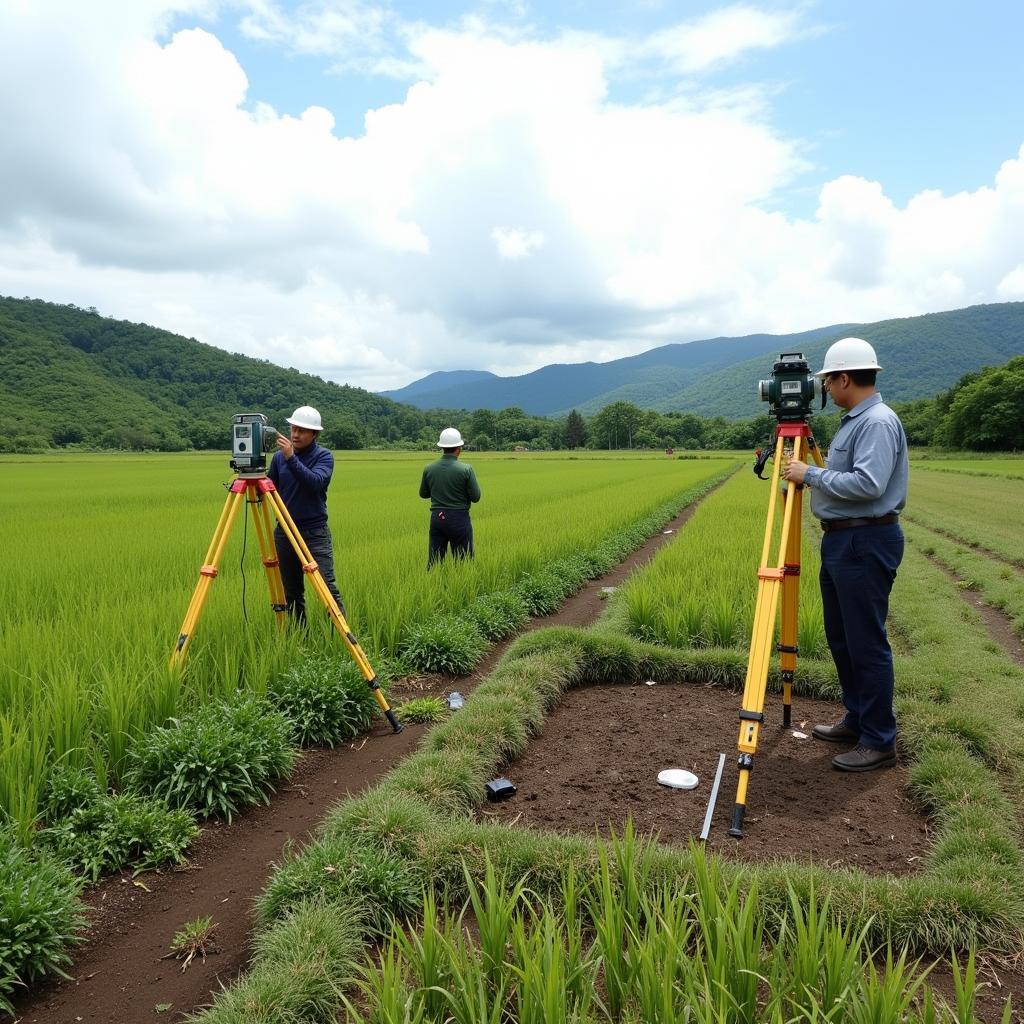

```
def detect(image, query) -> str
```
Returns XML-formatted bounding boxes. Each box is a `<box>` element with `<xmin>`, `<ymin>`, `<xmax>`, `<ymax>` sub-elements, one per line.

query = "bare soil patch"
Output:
<box><xmin>482</xmin><ymin>682</ymin><xmax>930</xmax><ymax>875</ymax></box>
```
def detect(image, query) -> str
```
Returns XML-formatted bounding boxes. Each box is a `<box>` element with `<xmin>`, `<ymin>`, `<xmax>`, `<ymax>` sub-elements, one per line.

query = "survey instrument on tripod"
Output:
<box><xmin>728</xmin><ymin>354</ymin><xmax>825</xmax><ymax>838</ymax></box>
<box><xmin>170</xmin><ymin>456</ymin><xmax>402</xmax><ymax>734</ymax></box>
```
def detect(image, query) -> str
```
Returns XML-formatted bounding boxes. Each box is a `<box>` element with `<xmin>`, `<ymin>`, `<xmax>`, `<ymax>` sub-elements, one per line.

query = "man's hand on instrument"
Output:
<box><xmin>783</xmin><ymin>457</ymin><xmax>809</xmax><ymax>484</ymax></box>
<box><xmin>276</xmin><ymin>434</ymin><xmax>295</xmax><ymax>460</ymax></box>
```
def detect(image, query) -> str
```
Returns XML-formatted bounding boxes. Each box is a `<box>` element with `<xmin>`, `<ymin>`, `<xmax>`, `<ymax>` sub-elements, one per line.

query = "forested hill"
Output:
<box><xmin>383</xmin><ymin>303</ymin><xmax>1024</xmax><ymax>418</ymax></box>
<box><xmin>0</xmin><ymin>297</ymin><xmax>450</xmax><ymax>451</ymax></box>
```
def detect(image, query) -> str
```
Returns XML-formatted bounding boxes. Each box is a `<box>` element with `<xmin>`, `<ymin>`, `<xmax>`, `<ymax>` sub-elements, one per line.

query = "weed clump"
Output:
<box><xmin>401</xmin><ymin>618</ymin><xmax>487</xmax><ymax>675</ymax></box>
<box><xmin>396</xmin><ymin>696</ymin><xmax>448</xmax><ymax>724</ymax></box>
<box><xmin>42</xmin><ymin>792</ymin><xmax>197</xmax><ymax>881</ymax></box>
<box><xmin>464</xmin><ymin>591</ymin><xmax>529</xmax><ymax>641</ymax></box>
<box><xmin>268</xmin><ymin>655</ymin><xmax>378</xmax><ymax>747</ymax></box>
<box><xmin>0</xmin><ymin>827</ymin><xmax>85</xmax><ymax>1015</ymax></box>
<box><xmin>125</xmin><ymin>691</ymin><xmax>295</xmax><ymax>820</ymax></box>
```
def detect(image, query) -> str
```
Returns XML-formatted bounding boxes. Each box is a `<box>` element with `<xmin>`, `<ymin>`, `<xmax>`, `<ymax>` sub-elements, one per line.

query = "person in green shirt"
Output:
<box><xmin>419</xmin><ymin>427</ymin><xmax>482</xmax><ymax>567</ymax></box>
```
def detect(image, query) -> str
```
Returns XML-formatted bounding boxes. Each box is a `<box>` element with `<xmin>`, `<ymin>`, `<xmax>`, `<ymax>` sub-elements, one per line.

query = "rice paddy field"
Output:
<box><xmin>6</xmin><ymin>447</ymin><xmax>1024</xmax><ymax>1023</ymax></box>
<box><xmin>187</xmin><ymin>447</ymin><xmax>1024</xmax><ymax>1024</ymax></box>
<box><xmin>0</xmin><ymin>450</ymin><xmax>735</xmax><ymax>832</ymax></box>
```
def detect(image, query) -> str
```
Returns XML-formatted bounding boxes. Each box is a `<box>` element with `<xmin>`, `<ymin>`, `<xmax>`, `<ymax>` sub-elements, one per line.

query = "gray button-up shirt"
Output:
<box><xmin>805</xmin><ymin>393</ymin><xmax>909</xmax><ymax>521</ymax></box>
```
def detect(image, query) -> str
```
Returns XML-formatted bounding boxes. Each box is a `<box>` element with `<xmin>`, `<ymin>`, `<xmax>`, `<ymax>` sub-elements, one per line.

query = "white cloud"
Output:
<box><xmin>642</xmin><ymin>3</ymin><xmax>806</xmax><ymax>74</ymax></box>
<box><xmin>1</xmin><ymin>2</ymin><xmax>1023</xmax><ymax>394</ymax></box>
<box><xmin>491</xmin><ymin>227</ymin><xmax>545</xmax><ymax>261</ymax></box>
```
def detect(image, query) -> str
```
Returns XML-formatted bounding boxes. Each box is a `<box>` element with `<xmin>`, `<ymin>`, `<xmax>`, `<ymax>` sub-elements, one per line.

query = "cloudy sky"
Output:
<box><xmin>2</xmin><ymin>1</ymin><xmax>1023</xmax><ymax>391</ymax></box>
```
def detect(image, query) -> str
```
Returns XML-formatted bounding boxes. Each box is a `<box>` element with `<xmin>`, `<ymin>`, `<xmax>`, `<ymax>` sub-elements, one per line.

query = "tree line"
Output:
<box><xmin>2</xmin><ymin>298</ymin><xmax>1020</xmax><ymax>454</ymax></box>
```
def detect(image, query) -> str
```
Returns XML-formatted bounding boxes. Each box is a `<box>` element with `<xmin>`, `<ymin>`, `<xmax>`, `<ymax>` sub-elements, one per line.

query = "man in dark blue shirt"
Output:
<box><xmin>267</xmin><ymin>405</ymin><xmax>345</xmax><ymax>625</ymax></box>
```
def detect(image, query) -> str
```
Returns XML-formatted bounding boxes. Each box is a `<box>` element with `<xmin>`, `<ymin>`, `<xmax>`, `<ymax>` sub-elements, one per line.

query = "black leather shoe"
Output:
<box><xmin>832</xmin><ymin>744</ymin><xmax>896</xmax><ymax>772</ymax></box>
<box><xmin>811</xmin><ymin>718</ymin><xmax>859</xmax><ymax>743</ymax></box>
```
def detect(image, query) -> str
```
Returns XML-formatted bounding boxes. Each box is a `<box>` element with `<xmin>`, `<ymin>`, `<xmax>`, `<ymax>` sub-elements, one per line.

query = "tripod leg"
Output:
<box><xmin>171</xmin><ymin>483</ymin><xmax>247</xmax><ymax>668</ymax></box>
<box><xmin>778</xmin><ymin>437</ymin><xmax>806</xmax><ymax>728</ymax></box>
<box><xmin>248</xmin><ymin>482</ymin><xmax>288</xmax><ymax>626</ymax></box>
<box><xmin>261</xmin><ymin>483</ymin><xmax>403</xmax><ymax>734</ymax></box>
<box><xmin>729</xmin><ymin>433</ymin><xmax>801</xmax><ymax>838</ymax></box>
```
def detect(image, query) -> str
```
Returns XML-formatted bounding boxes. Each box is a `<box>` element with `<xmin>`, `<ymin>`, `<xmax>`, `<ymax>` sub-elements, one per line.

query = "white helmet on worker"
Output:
<box><xmin>437</xmin><ymin>427</ymin><xmax>465</xmax><ymax>448</ymax></box>
<box><xmin>816</xmin><ymin>338</ymin><xmax>882</xmax><ymax>377</ymax></box>
<box><xmin>286</xmin><ymin>406</ymin><xmax>323</xmax><ymax>431</ymax></box>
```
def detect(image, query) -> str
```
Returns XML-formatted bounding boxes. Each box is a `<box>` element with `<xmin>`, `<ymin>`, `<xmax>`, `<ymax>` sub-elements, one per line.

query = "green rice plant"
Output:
<box><xmin>629</xmin><ymin>883</ymin><xmax>696</xmax><ymax>1023</ymax></box>
<box><xmin>509</xmin><ymin>912</ymin><xmax>588</xmax><ymax>1024</ymax></box>
<box><xmin>395</xmin><ymin>696</ymin><xmax>448</xmax><ymax>724</ymax></box>
<box><xmin>124</xmin><ymin>691</ymin><xmax>295</xmax><ymax>820</ymax></box>
<box><xmin>624</xmin><ymin>585</ymin><xmax>660</xmax><ymax>642</ymax></box>
<box><xmin>0</xmin><ymin>715</ymin><xmax>47</xmax><ymax>845</ymax></box>
<box><xmin>390</xmin><ymin>888</ymin><xmax>451</xmax><ymax>1019</ymax></box>
<box><xmin>0</xmin><ymin>827</ymin><xmax>85</xmax><ymax>1015</ymax></box>
<box><xmin>949</xmin><ymin>947</ymin><xmax>978</xmax><ymax>1024</ymax></box>
<box><xmin>771</xmin><ymin>886</ymin><xmax>869</xmax><ymax>1022</ymax></box>
<box><xmin>462</xmin><ymin>855</ymin><xmax>532</xmax><ymax>990</ymax></box>
<box><xmin>400</xmin><ymin>618</ymin><xmax>487</xmax><ymax>675</ymax></box>
<box><xmin>689</xmin><ymin>846</ymin><xmax>764</xmax><ymax>1024</ymax></box>
<box><xmin>267</xmin><ymin>655</ymin><xmax>378</xmax><ymax>746</ymax></box>
<box><xmin>848</xmin><ymin>946</ymin><xmax>928</xmax><ymax>1024</ymax></box>
<box><xmin>41</xmin><ymin>792</ymin><xmax>197</xmax><ymax>881</ymax></box>
<box><xmin>255</xmin><ymin>832</ymin><xmax>422</xmax><ymax>934</ymax></box>
<box><xmin>706</xmin><ymin>593</ymin><xmax>741</xmax><ymax>648</ymax></box>
<box><xmin>344</xmin><ymin>933</ymin><xmax>423</xmax><ymax>1024</ymax></box>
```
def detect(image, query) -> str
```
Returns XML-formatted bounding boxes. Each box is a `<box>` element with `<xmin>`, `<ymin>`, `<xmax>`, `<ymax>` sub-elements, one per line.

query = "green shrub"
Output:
<box><xmin>516</xmin><ymin>569</ymin><xmax>567</xmax><ymax>615</ymax></box>
<box><xmin>256</xmin><ymin>834</ymin><xmax>421</xmax><ymax>935</ymax></box>
<box><xmin>42</xmin><ymin>762</ymin><xmax>102</xmax><ymax>823</ymax></box>
<box><xmin>268</xmin><ymin>655</ymin><xmax>379</xmax><ymax>747</ymax></box>
<box><xmin>41</xmin><ymin>793</ymin><xmax>197</xmax><ymax>881</ymax></box>
<box><xmin>125</xmin><ymin>692</ymin><xmax>295</xmax><ymax>820</ymax></box>
<box><xmin>401</xmin><ymin>618</ymin><xmax>487</xmax><ymax>675</ymax></box>
<box><xmin>464</xmin><ymin>591</ymin><xmax>529</xmax><ymax>641</ymax></box>
<box><xmin>0</xmin><ymin>828</ymin><xmax>85</xmax><ymax>1014</ymax></box>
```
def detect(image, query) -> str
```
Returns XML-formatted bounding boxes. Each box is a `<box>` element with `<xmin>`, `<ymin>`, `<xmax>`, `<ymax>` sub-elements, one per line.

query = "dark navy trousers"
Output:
<box><xmin>428</xmin><ymin>508</ymin><xmax>474</xmax><ymax>568</ymax></box>
<box><xmin>819</xmin><ymin>523</ymin><xmax>904</xmax><ymax>750</ymax></box>
<box><xmin>274</xmin><ymin>523</ymin><xmax>345</xmax><ymax>625</ymax></box>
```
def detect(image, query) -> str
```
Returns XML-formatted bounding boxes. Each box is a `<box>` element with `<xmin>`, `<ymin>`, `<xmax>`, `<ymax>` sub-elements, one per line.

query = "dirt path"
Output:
<box><xmin>12</xmin><ymin>491</ymin><xmax>719</xmax><ymax>1024</ymax></box>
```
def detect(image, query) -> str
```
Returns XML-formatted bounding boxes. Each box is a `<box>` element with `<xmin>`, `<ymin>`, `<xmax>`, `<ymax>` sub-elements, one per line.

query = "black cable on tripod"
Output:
<box><xmin>240</xmin><ymin>493</ymin><xmax>250</xmax><ymax>625</ymax></box>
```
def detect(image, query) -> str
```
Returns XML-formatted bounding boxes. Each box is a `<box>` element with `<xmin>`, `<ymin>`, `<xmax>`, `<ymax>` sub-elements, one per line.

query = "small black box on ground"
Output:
<box><xmin>485</xmin><ymin>778</ymin><xmax>517</xmax><ymax>802</ymax></box>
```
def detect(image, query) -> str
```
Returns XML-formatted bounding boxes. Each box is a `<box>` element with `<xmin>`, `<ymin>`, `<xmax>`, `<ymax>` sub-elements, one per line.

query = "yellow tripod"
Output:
<box><xmin>170</xmin><ymin>472</ymin><xmax>402</xmax><ymax>734</ymax></box>
<box><xmin>728</xmin><ymin>421</ymin><xmax>824</xmax><ymax>838</ymax></box>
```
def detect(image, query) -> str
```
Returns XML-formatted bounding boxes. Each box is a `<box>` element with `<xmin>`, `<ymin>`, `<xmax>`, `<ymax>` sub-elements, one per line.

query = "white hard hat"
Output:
<box><xmin>286</xmin><ymin>406</ymin><xmax>323</xmax><ymax>431</ymax></box>
<box><xmin>816</xmin><ymin>338</ymin><xmax>882</xmax><ymax>377</ymax></box>
<box><xmin>437</xmin><ymin>427</ymin><xmax>465</xmax><ymax>448</ymax></box>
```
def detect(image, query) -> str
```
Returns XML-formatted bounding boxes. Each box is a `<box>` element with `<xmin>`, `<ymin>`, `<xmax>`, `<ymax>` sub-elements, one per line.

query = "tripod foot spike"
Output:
<box><xmin>728</xmin><ymin>803</ymin><xmax>746</xmax><ymax>839</ymax></box>
<box><xmin>385</xmin><ymin>709</ymin><xmax>404</xmax><ymax>734</ymax></box>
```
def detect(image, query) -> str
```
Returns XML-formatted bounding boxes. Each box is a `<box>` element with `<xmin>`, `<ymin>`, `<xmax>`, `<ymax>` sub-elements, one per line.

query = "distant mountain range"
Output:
<box><xmin>381</xmin><ymin>303</ymin><xmax>1024</xmax><ymax>419</ymax></box>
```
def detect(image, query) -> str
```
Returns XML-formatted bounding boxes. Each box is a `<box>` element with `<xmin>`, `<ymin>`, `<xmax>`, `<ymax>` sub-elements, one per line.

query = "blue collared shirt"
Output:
<box><xmin>805</xmin><ymin>393</ymin><xmax>909</xmax><ymax>521</ymax></box>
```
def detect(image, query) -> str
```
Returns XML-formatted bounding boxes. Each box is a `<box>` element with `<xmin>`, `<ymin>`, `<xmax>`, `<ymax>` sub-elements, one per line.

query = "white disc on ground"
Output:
<box><xmin>657</xmin><ymin>768</ymin><xmax>698</xmax><ymax>790</ymax></box>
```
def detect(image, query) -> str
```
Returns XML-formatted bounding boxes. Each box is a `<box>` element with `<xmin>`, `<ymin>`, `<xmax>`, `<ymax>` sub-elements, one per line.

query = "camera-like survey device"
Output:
<box><xmin>757</xmin><ymin>352</ymin><xmax>824</xmax><ymax>423</ymax></box>
<box><xmin>230</xmin><ymin>412</ymin><xmax>279</xmax><ymax>473</ymax></box>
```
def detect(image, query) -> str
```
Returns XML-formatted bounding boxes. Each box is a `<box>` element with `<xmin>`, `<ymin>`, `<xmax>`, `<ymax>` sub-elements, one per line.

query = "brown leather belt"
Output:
<box><xmin>820</xmin><ymin>513</ymin><xmax>900</xmax><ymax>533</ymax></box>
